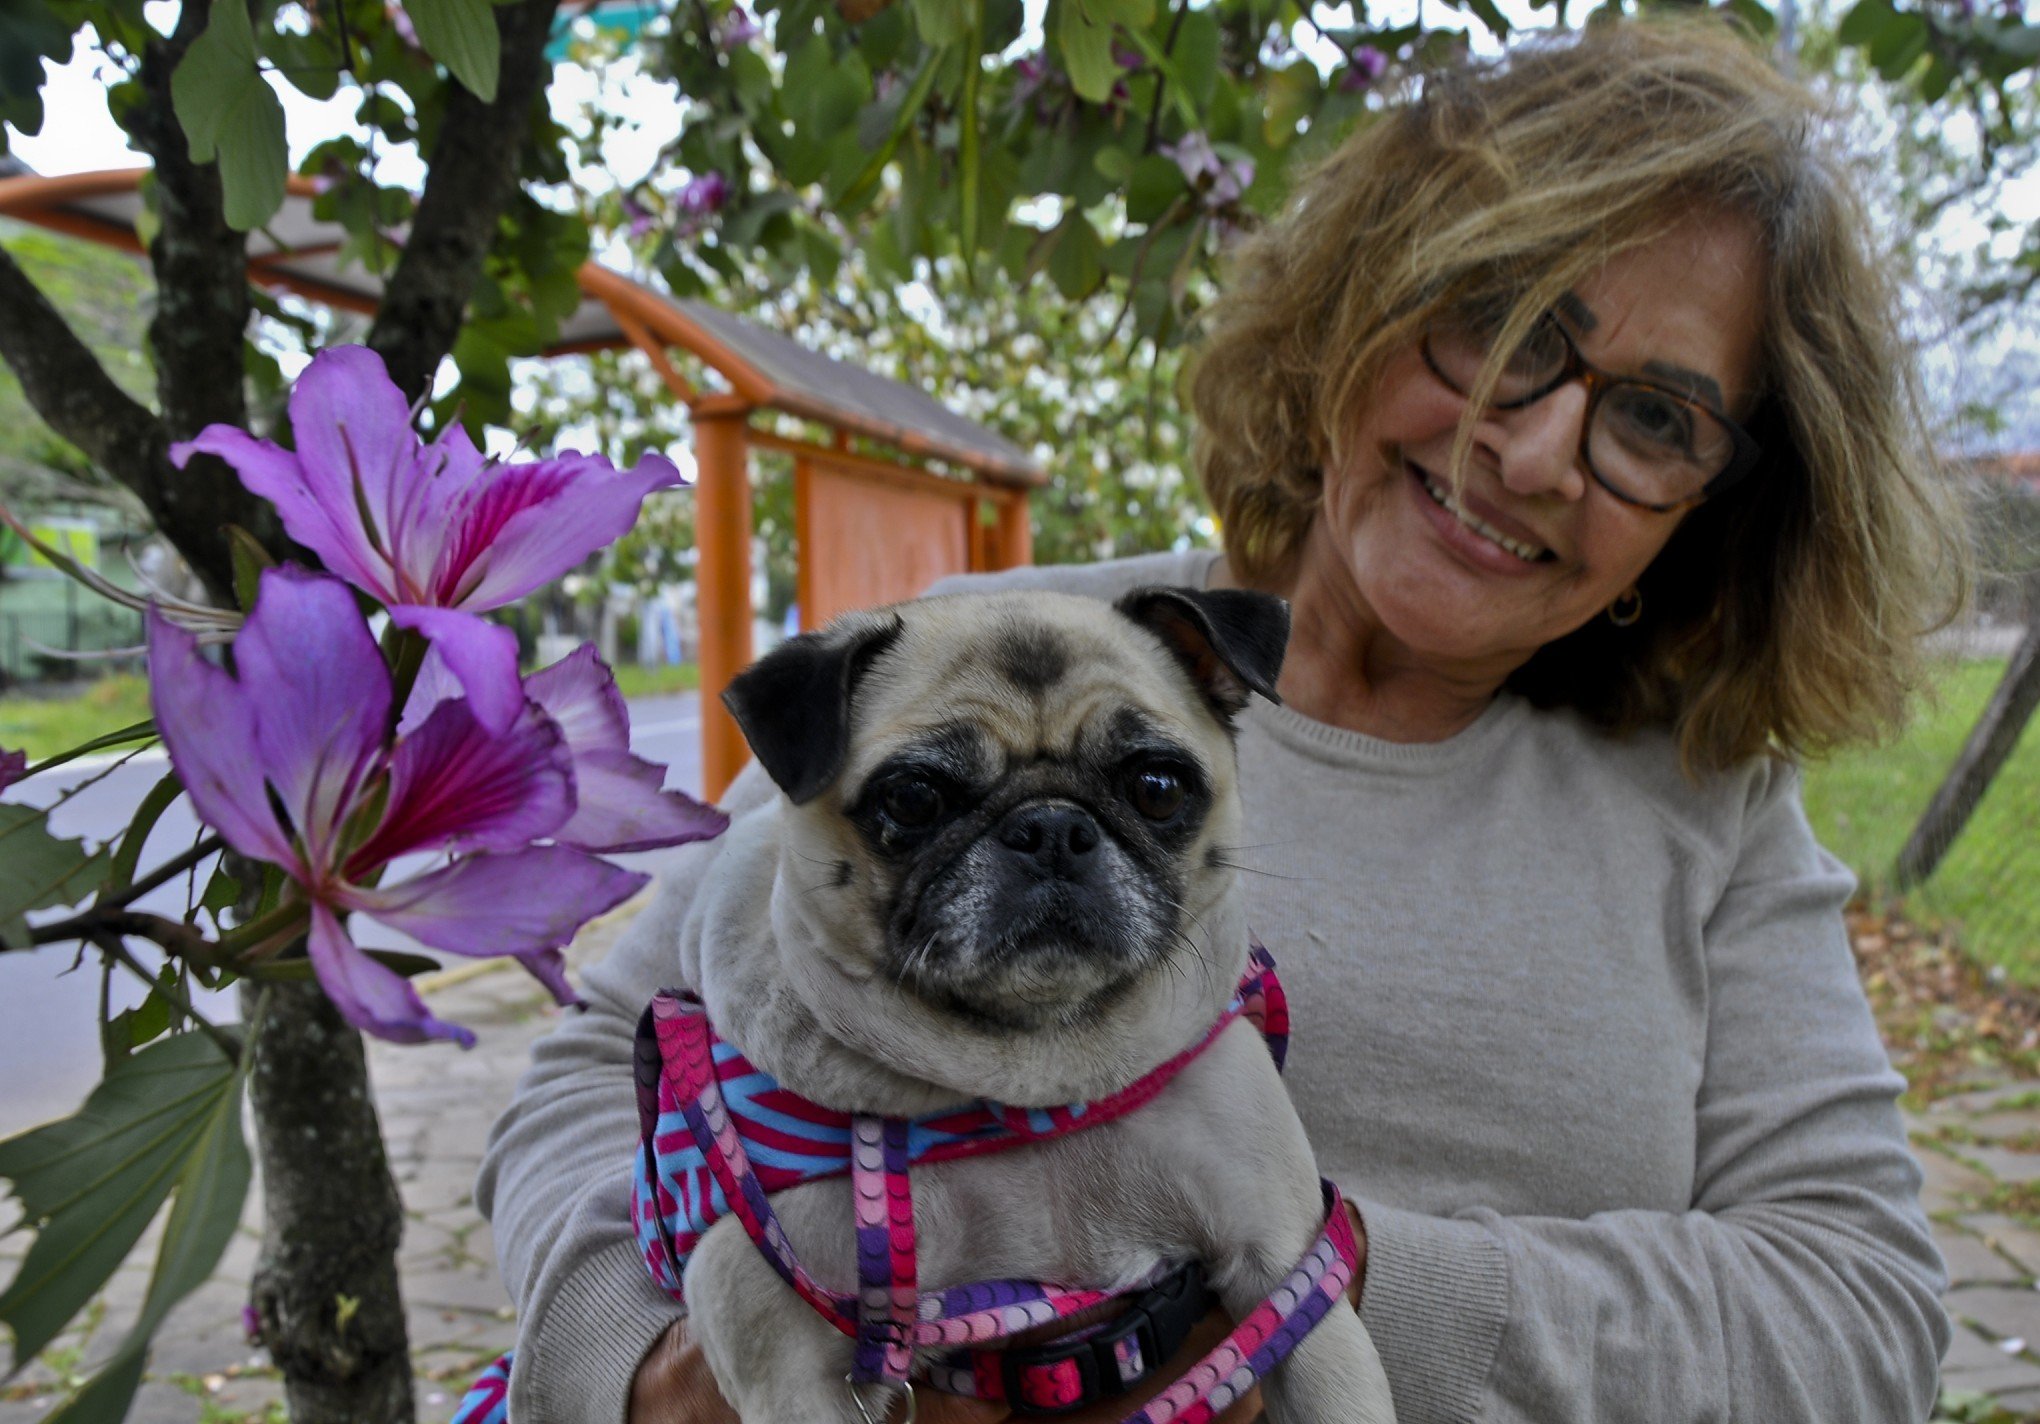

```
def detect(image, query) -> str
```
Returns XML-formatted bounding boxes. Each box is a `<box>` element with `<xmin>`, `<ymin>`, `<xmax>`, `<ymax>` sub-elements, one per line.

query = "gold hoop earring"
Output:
<box><xmin>1607</xmin><ymin>588</ymin><xmax>1643</xmax><ymax>628</ymax></box>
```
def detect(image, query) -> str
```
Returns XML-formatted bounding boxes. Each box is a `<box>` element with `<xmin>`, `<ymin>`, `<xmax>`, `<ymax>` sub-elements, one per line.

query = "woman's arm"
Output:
<box><xmin>1347</xmin><ymin>764</ymin><xmax>1950</xmax><ymax>1424</ymax></box>
<box><xmin>474</xmin><ymin>765</ymin><xmax>779</xmax><ymax>1424</ymax></box>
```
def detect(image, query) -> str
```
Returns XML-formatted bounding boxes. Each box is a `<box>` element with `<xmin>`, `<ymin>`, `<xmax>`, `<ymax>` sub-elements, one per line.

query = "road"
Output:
<box><xmin>0</xmin><ymin>692</ymin><xmax>704</xmax><ymax>1139</ymax></box>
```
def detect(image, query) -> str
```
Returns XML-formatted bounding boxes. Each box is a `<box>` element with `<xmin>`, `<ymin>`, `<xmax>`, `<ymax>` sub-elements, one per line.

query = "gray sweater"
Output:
<box><xmin>476</xmin><ymin>548</ymin><xmax>1949</xmax><ymax>1423</ymax></box>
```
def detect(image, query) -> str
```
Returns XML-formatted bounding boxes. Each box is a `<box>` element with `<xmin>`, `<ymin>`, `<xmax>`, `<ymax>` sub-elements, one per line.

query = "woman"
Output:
<box><xmin>476</xmin><ymin>19</ymin><xmax>1964</xmax><ymax>1422</ymax></box>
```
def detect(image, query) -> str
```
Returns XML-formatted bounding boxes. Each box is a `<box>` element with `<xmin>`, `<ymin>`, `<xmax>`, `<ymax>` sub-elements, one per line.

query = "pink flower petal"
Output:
<box><xmin>172</xmin><ymin>427</ymin><xmax>397</xmax><ymax>603</ymax></box>
<box><xmin>387</xmin><ymin>605</ymin><xmax>524</xmax><ymax>735</ymax></box>
<box><xmin>445</xmin><ymin>452</ymin><xmax>684</xmax><ymax>611</ymax></box>
<box><xmin>348</xmin><ymin>698</ymin><xmax>572</xmax><ymax>870</ymax></box>
<box><xmin>523</xmin><ymin>644</ymin><xmax>631</xmax><ymax>754</ymax></box>
<box><xmin>514</xmin><ymin>947</ymin><xmax>584</xmax><ymax>1009</ymax></box>
<box><xmin>234</xmin><ymin>567</ymin><xmax>391</xmax><ymax>872</ymax></box>
<box><xmin>341</xmin><ymin>847</ymin><xmax>647</xmax><ymax>958</ymax></box>
<box><xmin>552</xmin><ymin>748</ymin><xmax>729</xmax><ymax>853</ymax></box>
<box><xmin>0</xmin><ymin>746</ymin><xmax>26</xmax><ymax>795</ymax></box>
<box><xmin>146</xmin><ymin>608</ymin><xmax>297</xmax><ymax>869</ymax></box>
<box><xmin>285</xmin><ymin>347</ymin><xmax>430</xmax><ymax>597</ymax></box>
<box><xmin>307</xmin><ymin>901</ymin><xmax>474</xmax><ymax>1047</ymax></box>
<box><xmin>396</xmin><ymin>642</ymin><xmax>467</xmax><ymax>737</ymax></box>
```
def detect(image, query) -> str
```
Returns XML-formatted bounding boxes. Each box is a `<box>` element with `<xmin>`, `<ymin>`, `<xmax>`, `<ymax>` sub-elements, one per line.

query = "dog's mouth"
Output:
<box><xmin>883</xmin><ymin>835</ymin><xmax>1178</xmax><ymax>1033</ymax></box>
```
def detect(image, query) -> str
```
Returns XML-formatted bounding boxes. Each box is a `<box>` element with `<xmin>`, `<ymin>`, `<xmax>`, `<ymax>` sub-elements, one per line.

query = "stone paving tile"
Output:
<box><xmin>1941</xmin><ymin>1227</ymin><xmax>2034</xmax><ymax>1286</ymax></box>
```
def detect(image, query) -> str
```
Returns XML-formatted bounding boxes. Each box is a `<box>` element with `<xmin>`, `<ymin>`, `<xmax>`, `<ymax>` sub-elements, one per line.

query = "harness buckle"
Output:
<box><xmin>1000</xmin><ymin>1261</ymin><xmax>1212</xmax><ymax>1415</ymax></box>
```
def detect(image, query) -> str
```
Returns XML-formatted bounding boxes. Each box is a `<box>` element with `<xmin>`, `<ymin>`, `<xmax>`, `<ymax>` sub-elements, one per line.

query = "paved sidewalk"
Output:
<box><xmin>11</xmin><ymin>904</ymin><xmax>2040</xmax><ymax>1421</ymax></box>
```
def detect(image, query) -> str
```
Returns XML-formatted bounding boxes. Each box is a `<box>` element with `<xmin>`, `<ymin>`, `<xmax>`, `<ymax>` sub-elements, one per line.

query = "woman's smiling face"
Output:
<box><xmin>1309</xmin><ymin>213</ymin><xmax>1768</xmax><ymax>676</ymax></box>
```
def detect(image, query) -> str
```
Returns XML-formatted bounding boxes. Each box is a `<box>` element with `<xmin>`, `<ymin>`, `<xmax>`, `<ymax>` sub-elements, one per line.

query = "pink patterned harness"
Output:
<box><xmin>452</xmin><ymin>947</ymin><xmax>1358</xmax><ymax>1422</ymax></box>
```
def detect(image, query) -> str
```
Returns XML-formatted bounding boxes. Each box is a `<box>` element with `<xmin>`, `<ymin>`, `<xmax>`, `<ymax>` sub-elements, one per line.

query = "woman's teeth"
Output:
<box><xmin>1417</xmin><ymin>470</ymin><xmax>1551</xmax><ymax>563</ymax></box>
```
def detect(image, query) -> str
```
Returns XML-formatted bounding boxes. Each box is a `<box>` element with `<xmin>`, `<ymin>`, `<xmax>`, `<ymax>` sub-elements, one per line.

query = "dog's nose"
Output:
<box><xmin>997</xmin><ymin>803</ymin><xmax>1101</xmax><ymax>877</ymax></box>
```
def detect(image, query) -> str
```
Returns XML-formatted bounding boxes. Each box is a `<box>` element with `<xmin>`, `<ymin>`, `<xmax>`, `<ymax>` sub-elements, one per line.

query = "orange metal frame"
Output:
<box><xmin>0</xmin><ymin>168</ymin><xmax>1039</xmax><ymax>801</ymax></box>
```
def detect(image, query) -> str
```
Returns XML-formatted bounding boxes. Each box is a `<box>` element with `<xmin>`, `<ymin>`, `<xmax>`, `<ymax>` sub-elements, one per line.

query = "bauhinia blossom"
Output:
<box><xmin>402</xmin><ymin>642</ymin><xmax>729</xmax><ymax>855</ymax></box>
<box><xmin>169</xmin><ymin>346</ymin><xmax>683</xmax><ymax>731</ymax></box>
<box><xmin>0</xmin><ymin>747</ymin><xmax>25</xmax><ymax>795</ymax></box>
<box><xmin>147</xmin><ymin>565</ymin><xmax>672</xmax><ymax>1046</ymax></box>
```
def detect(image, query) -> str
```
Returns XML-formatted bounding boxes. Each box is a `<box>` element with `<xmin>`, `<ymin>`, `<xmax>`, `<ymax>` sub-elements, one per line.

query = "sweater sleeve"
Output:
<box><xmin>474</xmin><ymin>762</ymin><xmax>780</xmax><ymax>1424</ymax></box>
<box><xmin>1350</xmin><ymin>763</ymin><xmax>1950</xmax><ymax>1424</ymax></box>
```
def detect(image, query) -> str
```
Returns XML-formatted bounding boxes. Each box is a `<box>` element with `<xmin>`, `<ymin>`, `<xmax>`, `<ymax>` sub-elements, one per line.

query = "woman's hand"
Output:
<box><xmin>618</xmin><ymin>1204</ymin><xmax>1375</xmax><ymax>1424</ymax></box>
<box><xmin>627</xmin><ymin>1319</ymin><xmax>740</xmax><ymax>1424</ymax></box>
<box><xmin>626</xmin><ymin>1312</ymin><xmax>1267</xmax><ymax>1424</ymax></box>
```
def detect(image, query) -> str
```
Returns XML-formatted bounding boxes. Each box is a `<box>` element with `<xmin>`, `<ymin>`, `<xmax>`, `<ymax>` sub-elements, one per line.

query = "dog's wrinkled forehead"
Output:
<box><xmin>841</xmin><ymin>593</ymin><xmax>1223</xmax><ymax>789</ymax></box>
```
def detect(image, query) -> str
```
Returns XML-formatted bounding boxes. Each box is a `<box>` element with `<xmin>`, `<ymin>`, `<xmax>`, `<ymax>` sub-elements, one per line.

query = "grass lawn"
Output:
<box><xmin>608</xmin><ymin>661</ymin><xmax>699</xmax><ymax>699</ymax></box>
<box><xmin>1802</xmin><ymin>656</ymin><xmax>2040</xmax><ymax>985</ymax></box>
<box><xmin>0</xmin><ymin>674</ymin><xmax>152</xmax><ymax>762</ymax></box>
<box><xmin>0</xmin><ymin>663</ymin><xmax>702</xmax><ymax>764</ymax></box>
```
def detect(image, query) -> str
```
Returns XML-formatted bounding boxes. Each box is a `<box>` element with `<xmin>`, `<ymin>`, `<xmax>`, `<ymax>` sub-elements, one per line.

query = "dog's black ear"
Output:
<box><xmin>1114</xmin><ymin>586</ymin><xmax>1290</xmax><ymax>718</ymax></box>
<box><xmin>722</xmin><ymin>612</ymin><xmax>905</xmax><ymax>804</ymax></box>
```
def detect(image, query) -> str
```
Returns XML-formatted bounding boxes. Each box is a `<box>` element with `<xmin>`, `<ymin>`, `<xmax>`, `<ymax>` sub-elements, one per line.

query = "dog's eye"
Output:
<box><xmin>1127</xmin><ymin>766</ymin><xmax>1187</xmax><ymax>822</ymax></box>
<box><xmin>881</xmin><ymin>778</ymin><xmax>945</xmax><ymax>829</ymax></box>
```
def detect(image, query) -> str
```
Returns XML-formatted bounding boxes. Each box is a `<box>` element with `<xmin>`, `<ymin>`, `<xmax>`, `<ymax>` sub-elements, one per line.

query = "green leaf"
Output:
<box><xmin>910</xmin><ymin>0</ymin><xmax>973</xmax><ymax>45</ymax></box>
<box><xmin>1046</xmin><ymin>209</ymin><xmax>1105</xmax><ymax>298</ymax></box>
<box><xmin>1869</xmin><ymin>12</ymin><xmax>1929</xmax><ymax>77</ymax></box>
<box><xmin>225</xmin><ymin>523</ymin><xmax>274</xmax><ymax>613</ymax></box>
<box><xmin>833</xmin><ymin>51</ymin><xmax>941</xmax><ymax>209</ymax></box>
<box><xmin>170</xmin><ymin>0</ymin><xmax>288</xmax><ymax>230</ymax></box>
<box><xmin>959</xmin><ymin>16</ymin><xmax>984</xmax><ymax>268</ymax></box>
<box><xmin>1262</xmin><ymin>62</ymin><xmax>1320</xmax><ymax>149</ymax></box>
<box><xmin>403</xmin><ymin>0</ymin><xmax>501</xmax><ymax>101</ymax></box>
<box><xmin>22</xmin><ymin>721</ymin><xmax>157</xmax><ymax>781</ymax></box>
<box><xmin>1056</xmin><ymin>0</ymin><xmax>1119</xmax><ymax>103</ymax></box>
<box><xmin>0</xmin><ymin>1032</ymin><xmax>240</xmax><ymax>1369</ymax></box>
<box><xmin>1171</xmin><ymin>9</ymin><xmax>1219</xmax><ymax>108</ymax></box>
<box><xmin>99</xmin><ymin>773</ymin><xmax>183</xmax><ymax>903</ymax></box>
<box><xmin>0</xmin><ymin>0</ymin><xmax>72</xmax><ymax>136</ymax></box>
<box><xmin>1836</xmin><ymin>0</ymin><xmax>1896</xmax><ymax>46</ymax></box>
<box><xmin>1126</xmin><ymin>153</ymin><xmax>1185</xmax><ymax>224</ymax></box>
<box><xmin>41</xmin><ymin>1033</ymin><xmax>251</xmax><ymax>1424</ymax></box>
<box><xmin>1121</xmin><ymin>29</ymin><xmax>1203</xmax><ymax>130</ymax></box>
<box><xmin>0</xmin><ymin>805</ymin><xmax>110</xmax><ymax>949</ymax></box>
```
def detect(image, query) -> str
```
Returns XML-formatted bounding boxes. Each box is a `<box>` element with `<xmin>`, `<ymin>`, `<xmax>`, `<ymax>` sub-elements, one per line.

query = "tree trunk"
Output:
<box><xmin>244</xmin><ymin>980</ymin><xmax>416</xmax><ymax>1423</ymax></box>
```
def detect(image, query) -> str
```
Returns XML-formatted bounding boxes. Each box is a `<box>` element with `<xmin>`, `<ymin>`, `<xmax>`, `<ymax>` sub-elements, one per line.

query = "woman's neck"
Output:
<box><xmin>1210</xmin><ymin>537</ymin><xmax>1516</xmax><ymax>743</ymax></box>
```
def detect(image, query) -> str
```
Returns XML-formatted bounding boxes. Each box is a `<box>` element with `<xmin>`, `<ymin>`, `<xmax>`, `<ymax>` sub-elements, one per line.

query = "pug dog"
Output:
<box><xmin>673</xmin><ymin>586</ymin><xmax>1396</xmax><ymax>1424</ymax></box>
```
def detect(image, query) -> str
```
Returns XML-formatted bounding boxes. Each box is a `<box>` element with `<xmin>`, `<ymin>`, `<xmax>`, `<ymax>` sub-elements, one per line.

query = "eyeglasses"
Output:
<box><xmin>1420</xmin><ymin>310</ymin><xmax>1762</xmax><ymax>511</ymax></box>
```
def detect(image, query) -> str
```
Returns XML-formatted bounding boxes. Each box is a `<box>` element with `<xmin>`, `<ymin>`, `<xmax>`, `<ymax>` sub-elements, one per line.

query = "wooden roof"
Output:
<box><xmin>0</xmin><ymin>164</ymin><xmax>1044</xmax><ymax>486</ymax></box>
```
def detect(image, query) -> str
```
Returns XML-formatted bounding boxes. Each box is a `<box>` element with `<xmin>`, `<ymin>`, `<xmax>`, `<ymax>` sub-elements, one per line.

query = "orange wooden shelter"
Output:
<box><xmin>0</xmin><ymin>166</ymin><xmax>1044</xmax><ymax>797</ymax></box>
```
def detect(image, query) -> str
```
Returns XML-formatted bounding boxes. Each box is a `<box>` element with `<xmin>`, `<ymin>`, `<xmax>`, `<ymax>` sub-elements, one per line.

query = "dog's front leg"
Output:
<box><xmin>1146</xmin><ymin>1030</ymin><xmax>1397</xmax><ymax>1424</ymax></box>
<box><xmin>682</xmin><ymin>1219</ymin><xmax>884</xmax><ymax>1424</ymax></box>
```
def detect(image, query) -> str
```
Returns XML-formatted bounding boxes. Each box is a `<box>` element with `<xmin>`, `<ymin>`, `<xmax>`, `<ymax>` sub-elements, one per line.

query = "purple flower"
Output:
<box><xmin>241</xmin><ymin>1305</ymin><xmax>263</xmax><ymax>1346</ymax></box>
<box><xmin>1341</xmin><ymin>44</ymin><xmax>1388</xmax><ymax>92</ymax></box>
<box><xmin>1164</xmin><ymin>131</ymin><xmax>1222</xmax><ymax>188</ymax></box>
<box><xmin>0</xmin><ymin>746</ymin><xmax>25</xmax><ymax>795</ymax></box>
<box><xmin>386</xmin><ymin>0</ymin><xmax>420</xmax><ymax>47</ymax></box>
<box><xmin>148</xmin><ymin>566</ymin><xmax>654</xmax><ymax>1046</ymax></box>
<box><xmin>1164</xmin><ymin>132</ymin><xmax>1254</xmax><ymax>210</ymax></box>
<box><xmin>404</xmin><ymin>642</ymin><xmax>729</xmax><ymax>854</ymax></box>
<box><xmin>170</xmin><ymin>345</ymin><xmax>682</xmax><ymax>731</ymax></box>
<box><xmin>1113</xmin><ymin>41</ymin><xmax>1144</xmax><ymax>70</ymax></box>
<box><xmin>718</xmin><ymin>6</ymin><xmax>761</xmax><ymax>49</ymax></box>
<box><xmin>621</xmin><ymin>191</ymin><xmax>657</xmax><ymax>240</ymax></box>
<box><xmin>677</xmin><ymin>171</ymin><xmax>731</xmax><ymax>218</ymax></box>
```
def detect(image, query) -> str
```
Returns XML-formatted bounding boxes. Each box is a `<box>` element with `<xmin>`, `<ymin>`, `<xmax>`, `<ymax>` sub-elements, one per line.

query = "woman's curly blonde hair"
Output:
<box><xmin>1189</xmin><ymin>16</ymin><xmax>1969</xmax><ymax>771</ymax></box>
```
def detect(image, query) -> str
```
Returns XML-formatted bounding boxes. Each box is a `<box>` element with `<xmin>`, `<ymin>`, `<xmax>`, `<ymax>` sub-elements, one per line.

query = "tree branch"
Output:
<box><xmin>111</xmin><ymin>1</ymin><xmax>294</xmax><ymax>596</ymax></box>
<box><xmin>0</xmin><ymin>246</ymin><xmax>175</xmax><ymax>508</ymax></box>
<box><xmin>368</xmin><ymin>0</ymin><xmax>566</xmax><ymax>403</ymax></box>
